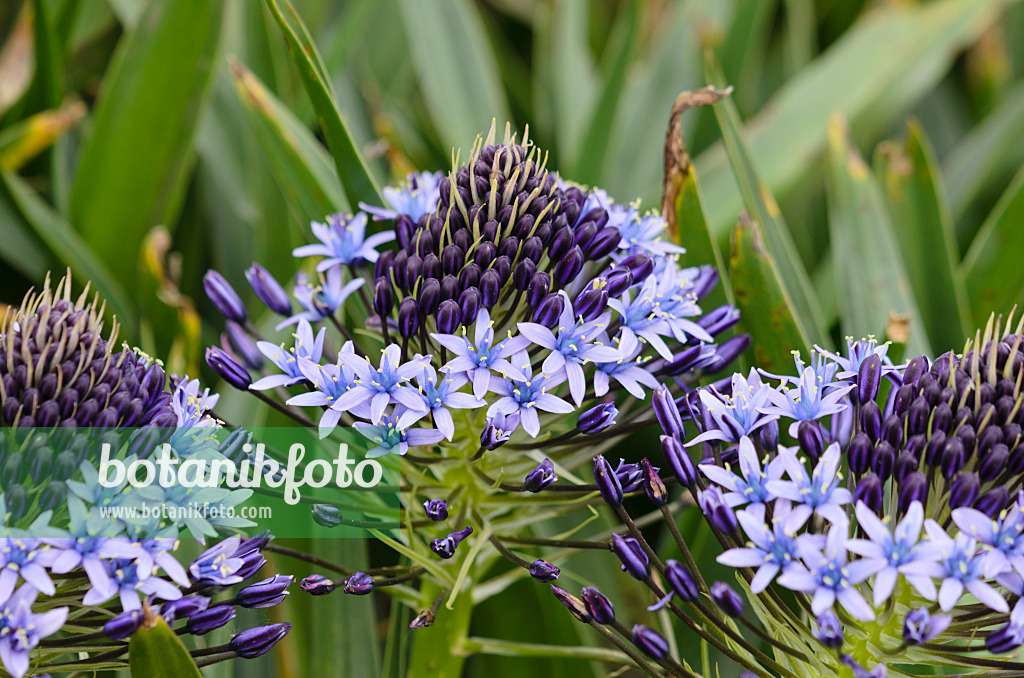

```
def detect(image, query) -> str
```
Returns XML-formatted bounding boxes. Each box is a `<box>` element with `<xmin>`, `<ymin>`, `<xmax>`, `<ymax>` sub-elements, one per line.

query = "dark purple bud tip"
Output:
<box><xmin>661</xmin><ymin>434</ymin><xmax>697</xmax><ymax>488</ymax></box>
<box><xmin>699</xmin><ymin>487</ymin><xmax>739</xmax><ymax>533</ymax></box>
<box><xmin>593</xmin><ymin>454</ymin><xmax>623</xmax><ymax>506</ymax></box>
<box><xmin>898</xmin><ymin>471</ymin><xmax>928</xmax><ymax>515</ymax></box>
<box><xmin>580</xmin><ymin>586</ymin><xmax>615</xmax><ymax>624</ymax></box>
<box><xmin>373</xmin><ymin>278</ymin><xmax>394</xmax><ymax>317</ymax></box>
<box><xmin>398</xmin><ymin>297</ymin><xmax>420</xmax><ymax>338</ymax></box>
<box><xmin>104</xmin><ymin>609</ymin><xmax>143</xmax><ymax>640</ymax></box>
<box><xmin>300</xmin><ymin>574</ymin><xmax>337</xmax><ymax>596</ymax></box>
<box><xmin>186</xmin><ymin>605</ymin><xmax>236</xmax><ymax>635</ymax></box>
<box><xmin>423</xmin><ymin>498</ymin><xmax>449</xmax><ymax>521</ymax></box>
<box><xmin>857</xmin><ymin>354</ymin><xmax>882</xmax><ymax>403</ymax></box>
<box><xmin>204</xmin><ymin>270</ymin><xmax>247</xmax><ymax>322</ymax></box>
<box><xmin>904</xmin><ymin>608</ymin><xmax>951</xmax><ymax>645</ymax></box>
<box><xmin>229</xmin><ymin>622</ymin><xmax>292</xmax><ymax>659</ymax></box>
<box><xmin>532</xmin><ymin>293</ymin><xmax>564</xmax><ymax>328</ymax></box>
<box><xmin>160</xmin><ymin>596</ymin><xmax>211</xmax><ymax>625</ymax></box>
<box><xmin>640</xmin><ymin>458</ymin><xmax>668</xmax><ymax>506</ymax></box>
<box><xmin>312</xmin><ymin>503</ymin><xmax>344</xmax><ymax>528</ymax></box>
<box><xmin>853</xmin><ymin>472</ymin><xmax>883</xmax><ymax>514</ymax></box>
<box><xmin>714</xmin><ymin>334</ymin><xmax>751</xmax><ymax>366</ymax></box>
<box><xmin>665</xmin><ymin>560</ymin><xmax>699</xmax><ymax>601</ymax></box>
<box><xmin>525</xmin><ymin>458</ymin><xmax>558</xmax><ymax>492</ymax></box>
<box><xmin>578</xmin><ymin>402</ymin><xmax>618</xmax><ymax>434</ymax></box>
<box><xmin>798</xmin><ymin>420</ymin><xmax>826</xmax><ymax>460</ymax></box>
<box><xmin>949</xmin><ymin>472</ymin><xmax>980</xmax><ymax>510</ymax></box>
<box><xmin>437</xmin><ymin>299</ymin><xmax>461</xmax><ymax>334</ymax></box>
<box><xmin>632</xmin><ymin>625</ymin><xmax>669</xmax><ymax>659</ymax></box>
<box><xmin>653</xmin><ymin>386</ymin><xmax>684</xmax><ymax>437</ymax></box>
<box><xmin>610</xmin><ymin>534</ymin><xmax>650</xmax><ymax>581</ymax></box>
<box><xmin>343</xmin><ymin>572</ymin><xmax>374</xmax><ymax>595</ymax></box>
<box><xmin>246</xmin><ymin>263</ymin><xmax>291</xmax><ymax>316</ymax></box>
<box><xmin>206</xmin><ymin>347</ymin><xmax>251</xmax><ymax>390</ymax></box>
<box><xmin>225</xmin><ymin>321</ymin><xmax>263</xmax><ymax>369</ymax></box>
<box><xmin>814</xmin><ymin>611</ymin><xmax>843</xmax><ymax>649</ymax></box>
<box><xmin>237</xmin><ymin>574</ymin><xmax>293</xmax><ymax>608</ymax></box>
<box><xmin>710</xmin><ymin>581</ymin><xmax>744</xmax><ymax>617</ymax></box>
<box><xmin>550</xmin><ymin>585</ymin><xmax>591</xmax><ymax>623</ymax></box>
<box><xmin>529</xmin><ymin>559</ymin><xmax>560</xmax><ymax>582</ymax></box>
<box><xmin>431</xmin><ymin>525</ymin><xmax>474</xmax><ymax>559</ymax></box>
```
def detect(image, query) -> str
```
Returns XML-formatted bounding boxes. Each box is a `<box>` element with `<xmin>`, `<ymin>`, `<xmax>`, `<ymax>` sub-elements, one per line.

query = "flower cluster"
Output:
<box><xmin>552</xmin><ymin>317</ymin><xmax>1024</xmax><ymax>677</ymax></box>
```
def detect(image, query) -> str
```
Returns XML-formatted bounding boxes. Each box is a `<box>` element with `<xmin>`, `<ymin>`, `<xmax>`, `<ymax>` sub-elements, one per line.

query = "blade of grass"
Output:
<box><xmin>264</xmin><ymin>0</ymin><xmax>384</xmax><ymax>208</ymax></box>
<box><xmin>961</xmin><ymin>165</ymin><xmax>1024</xmax><ymax>326</ymax></box>
<box><xmin>68</xmin><ymin>0</ymin><xmax>223</xmax><ymax>290</ymax></box>
<box><xmin>395</xmin><ymin>0</ymin><xmax>511</xmax><ymax>153</ymax></box>
<box><xmin>826</xmin><ymin>113</ymin><xmax>930</xmax><ymax>356</ymax></box>
<box><xmin>875</xmin><ymin>120</ymin><xmax>970</xmax><ymax>351</ymax></box>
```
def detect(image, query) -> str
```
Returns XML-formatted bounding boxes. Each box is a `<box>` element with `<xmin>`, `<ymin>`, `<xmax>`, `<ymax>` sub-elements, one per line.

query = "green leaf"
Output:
<box><xmin>875</xmin><ymin>120</ymin><xmax>970</xmax><ymax>351</ymax></box>
<box><xmin>826</xmin><ymin>114</ymin><xmax>930</xmax><ymax>356</ymax></box>
<box><xmin>68</xmin><ymin>0</ymin><xmax>223</xmax><ymax>292</ymax></box>
<box><xmin>394</xmin><ymin>0</ymin><xmax>511</xmax><ymax>154</ymax></box>
<box><xmin>571</xmin><ymin>3</ymin><xmax>636</xmax><ymax>185</ymax></box>
<box><xmin>0</xmin><ymin>186</ymin><xmax>48</xmax><ymax>280</ymax></box>
<box><xmin>129</xmin><ymin>609</ymin><xmax>202</xmax><ymax>678</ymax></box>
<box><xmin>697</xmin><ymin>0</ymin><xmax>1009</xmax><ymax>240</ymax></box>
<box><xmin>264</xmin><ymin>0</ymin><xmax>384</xmax><ymax>209</ymax></box>
<box><xmin>728</xmin><ymin>213</ymin><xmax>807</xmax><ymax>374</ymax></box>
<box><xmin>705</xmin><ymin>59</ymin><xmax>826</xmax><ymax>350</ymax></box>
<box><xmin>2</xmin><ymin>169</ymin><xmax>133</xmax><ymax>325</ymax></box>
<box><xmin>408</xmin><ymin>579</ymin><xmax>473</xmax><ymax>678</ymax></box>
<box><xmin>231</xmin><ymin>59</ymin><xmax>347</xmax><ymax>220</ymax></box>
<box><xmin>962</xmin><ymin>165</ymin><xmax>1024</xmax><ymax>326</ymax></box>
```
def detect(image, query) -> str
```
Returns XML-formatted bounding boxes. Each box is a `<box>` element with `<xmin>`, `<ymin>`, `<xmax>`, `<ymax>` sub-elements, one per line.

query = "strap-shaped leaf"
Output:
<box><xmin>129</xmin><ymin>607</ymin><xmax>202</xmax><ymax>678</ymax></box>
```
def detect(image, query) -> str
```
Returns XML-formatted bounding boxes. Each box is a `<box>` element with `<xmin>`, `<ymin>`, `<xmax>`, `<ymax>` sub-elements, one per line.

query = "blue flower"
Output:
<box><xmin>171</xmin><ymin>377</ymin><xmax>221</xmax><ymax>428</ymax></box>
<box><xmin>84</xmin><ymin>557</ymin><xmax>182</xmax><ymax>611</ymax></box>
<box><xmin>189</xmin><ymin>537</ymin><xmax>249</xmax><ymax>586</ymax></box>
<box><xmin>760</xmin><ymin>365</ymin><xmax>854</xmax><ymax>436</ymax></box>
<box><xmin>699</xmin><ymin>436</ymin><xmax>787</xmax><ymax>507</ymax></box>
<box><xmin>397</xmin><ymin>367</ymin><xmax>485</xmax><ymax>441</ymax></box>
<box><xmin>432</xmin><ymin>308</ymin><xmax>530</xmax><ymax>399</ymax></box>
<box><xmin>333</xmin><ymin>344</ymin><xmax>430</xmax><ymax>424</ymax></box>
<box><xmin>287</xmin><ymin>343</ymin><xmax>360</xmax><ymax>437</ymax></box>
<box><xmin>277</xmin><ymin>269</ymin><xmax>366</xmax><ymax>330</ymax></box>
<box><xmin>847</xmin><ymin>501</ymin><xmax>942</xmax><ymax>606</ymax></box>
<box><xmin>916</xmin><ymin>520</ymin><xmax>1009</xmax><ymax>612</ymax></box>
<box><xmin>486</xmin><ymin>350</ymin><xmax>575</xmax><ymax>438</ymax></box>
<box><xmin>593</xmin><ymin>331</ymin><xmax>660</xmax><ymax>398</ymax></box>
<box><xmin>517</xmin><ymin>293</ymin><xmax>620</xmax><ymax>405</ymax></box>
<box><xmin>951</xmin><ymin>498</ymin><xmax>1024</xmax><ymax>578</ymax></box>
<box><xmin>354</xmin><ymin>409</ymin><xmax>445</xmax><ymax>458</ymax></box>
<box><xmin>480</xmin><ymin>411</ymin><xmax>521</xmax><ymax>449</ymax></box>
<box><xmin>360</xmin><ymin>171</ymin><xmax>443</xmax><ymax>223</ymax></box>
<box><xmin>764</xmin><ymin>443</ymin><xmax>853</xmax><ymax>531</ymax></box>
<box><xmin>717</xmin><ymin>501</ymin><xmax>822</xmax><ymax>592</ymax></box>
<box><xmin>903</xmin><ymin>608</ymin><xmax>951</xmax><ymax>645</ymax></box>
<box><xmin>251</xmin><ymin>319</ymin><xmax>326</xmax><ymax>390</ymax></box>
<box><xmin>0</xmin><ymin>539</ymin><xmax>57</xmax><ymax>600</ymax></box>
<box><xmin>776</xmin><ymin>517</ymin><xmax>876</xmax><ymax>621</ymax></box>
<box><xmin>612</xmin><ymin>208</ymin><xmax>685</xmax><ymax>260</ymax></box>
<box><xmin>293</xmin><ymin>212</ymin><xmax>395</xmax><ymax>269</ymax></box>
<box><xmin>688</xmin><ymin>369</ymin><xmax>778</xmax><ymax>446</ymax></box>
<box><xmin>0</xmin><ymin>585</ymin><xmax>68</xmax><ymax>678</ymax></box>
<box><xmin>816</xmin><ymin>336</ymin><xmax>897</xmax><ymax>381</ymax></box>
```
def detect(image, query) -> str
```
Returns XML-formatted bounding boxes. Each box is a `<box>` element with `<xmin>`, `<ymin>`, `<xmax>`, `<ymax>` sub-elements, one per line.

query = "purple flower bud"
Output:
<box><xmin>418</xmin><ymin>278</ymin><xmax>441</xmax><ymax>315</ymax></box>
<box><xmin>480</xmin><ymin>412</ymin><xmax>519</xmax><ymax>450</ymax></box>
<box><xmin>857</xmin><ymin>354</ymin><xmax>882</xmax><ymax>403</ymax></box>
<box><xmin>860</xmin><ymin>400</ymin><xmax>882</xmax><ymax>441</ymax></box>
<box><xmin>237</xmin><ymin>574</ymin><xmax>293</xmax><ymax>608</ymax></box>
<box><xmin>653</xmin><ymin>386</ymin><xmax>684</xmax><ymax>437</ymax></box>
<box><xmin>798</xmin><ymin>420</ymin><xmax>826</xmax><ymax>460</ymax></box>
<box><xmin>872</xmin><ymin>440</ymin><xmax>895</xmax><ymax>481</ymax></box>
<box><xmin>898</xmin><ymin>471</ymin><xmax>928</xmax><ymax>514</ymax></box>
<box><xmin>458</xmin><ymin>287</ymin><xmax>482</xmax><ymax>323</ymax></box>
<box><xmin>980</xmin><ymin>444</ymin><xmax>1009</xmax><ymax>482</ymax></box>
<box><xmin>423</xmin><ymin>498</ymin><xmax>448</xmax><ymax>521</ymax></box>
<box><xmin>229</xmin><ymin>622</ymin><xmax>292</xmax><ymax>659</ymax></box>
<box><xmin>526</xmin><ymin>272</ymin><xmax>551</xmax><ymax>307</ymax></box>
<box><xmin>692</xmin><ymin>266</ymin><xmax>719</xmax><ymax>301</ymax></box>
<box><xmin>479</xmin><ymin>269</ymin><xmax>501</xmax><ymax>308</ymax></box>
<box><xmin>225</xmin><ymin>321</ymin><xmax>263</xmax><ymax>369</ymax></box>
<box><xmin>710</xmin><ymin>581</ymin><xmax>744</xmax><ymax>617</ymax></box>
<box><xmin>529</xmin><ymin>560</ymin><xmax>560</xmax><ymax>582</ymax></box>
<box><xmin>525</xmin><ymin>458</ymin><xmax>558</xmax><ymax>492</ymax></box>
<box><xmin>760</xmin><ymin>419</ymin><xmax>779</xmax><ymax>452</ymax></box>
<box><xmin>814</xmin><ymin>611</ymin><xmax>844</xmax><ymax>649</ymax></box>
<box><xmin>437</xmin><ymin>299</ymin><xmax>461</xmax><ymax>334</ymax></box>
<box><xmin>903</xmin><ymin>355</ymin><xmax>929</xmax><ymax>385</ymax></box>
<box><xmin>894</xmin><ymin>384</ymin><xmax>915</xmax><ymax>415</ymax></box>
<box><xmin>614</xmin><ymin>459</ymin><xmax>644</xmax><ymax>493</ymax></box>
<box><xmin>300</xmin><ymin>574</ymin><xmax>336</xmax><ymax>595</ymax></box>
<box><xmin>947</xmin><ymin>472</ymin><xmax>980</xmax><ymax>510</ymax></box>
<box><xmin>186</xmin><ymin>605</ymin><xmax>236</xmax><ymax>635</ymax></box>
<box><xmin>903</xmin><ymin>608</ymin><xmax>950</xmax><ymax>645</ymax></box>
<box><xmin>632</xmin><ymin>625</ymin><xmax>669</xmax><ymax>659</ymax></box>
<box><xmin>204</xmin><ymin>270</ymin><xmax>247</xmax><ymax>322</ymax></box>
<box><xmin>593</xmin><ymin>454</ymin><xmax>623</xmax><ymax>506</ymax></box>
<box><xmin>661</xmin><ymin>434</ymin><xmax>697</xmax><ymax>487</ymax></box>
<box><xmin>605</xmin><ymin>268</ymin><xmax>632</xmax><ymax>297</ymax></box>
<box><xmin>431</xmin><ymin>525</ymin><xmax>473</xmax><ymax>559</ymax></box>
<box><xmin>581</xmin><ymin>586</ymin><xmax>615</xmax><ymax>624</ymax></box>
<box><xmin>206</xmin><ymin>347</ymin><xmax>251</xmax><ymax>390</ymax></box>
<box><xmin>235</xmin><ymin>548</ymin><xmax>267</xmax><ymax>581</ymax></box>
<box><xmin>854</xmin><ymin>472</ymin><xmax>883</xmax><ymax>513</ymax></box>
<box><xmin>714</xmin><ymin>334</ymin><xmax>751</xmax><ymax>366</ymax></box>
<box><xmin>619</xmin><ymin>254</ymin><xmax>654</xmax><ymax>285</ymax></box>
<box><xmin>104</xmin><ymin>609</ymin><xmax>143</xmax><ymax>640</ymax></box>
<box><xmin>924</xmin><ymin>430</ymin><xmax>946</xmax><ymax>466</ymax></box>
<box><xmin>373</xmin><ymin>278</ymin><xmax>395</xmax><ymax>318</ymax></box>
<box><xmin>554</xmin><ymin>246</ymin><xmax>585</xmax><ymax>285</ymax></box>
<box><xmin>549</xmin><ymin>227</ymin><xmax>574</xmax><ymax>260</ymax></box>
<box><xmin>312</xmin><ymin>503</ymin><xmax>343</xmax><ymax>528</ymax></box>
<box><xmin>847</xmin><ymin>432</ymin><xmax>873</xmax><ymax>476</ymax></box>
<box><xmin>161</xmin><ymin>596</ymin><xmax>210</xmax><ymax>624</ymax></box>
<box><xmin>585</xmin><ymin>226</ymin><xmax>621</xmax><ymax>259</ymax></box>
<box><xmin>513</xmin><ymin>260</ymin><xmax>537</xmax><ymax>291</ymax></box>
<box><xmin>343</xmin><ymin>572</ymin><xmax>374</xmax><ymax>595</ymax></box>
<box><xmin>894</xmin><ymin>451</ymin><xmax>918</xmax><ymax>485</ymax></box>
<box><xmin>398</xmin><ymin>297</ymin><xmax>420</xmax><ymax>338</ymax></box>
<box><xmin>931</xmin><ymin>402</ymin><xmax>952</xmax><ymax>435</ymax></box>
<box><xmin>640</xmin><ymin>458</ymin><xmax>668</xmax><ymax>506</ymax></box>
<box><xmin>941</xmin><ymin>437</ymin><xmax>966</xmax><ymax>479</ymax></box>
<box><xmin>907</xmin><ymin>399</ymin><xmax>929</xmax><ymax>437</ymax></box>
<box><xmin>698</xmin><ymin>305</ymin><xmax>741</xmax><ymax>336</ymax></box>
<box><xmin>573</xmin><ymin>285</ymin><xmax>609</xmax><ymax>323</ymax></box>
<box><xmin>987</xmin><ymin>619</ymin><xmax>1024</xmax><ymax>653</ymax></box>
<box><xmin>976</xmin><ymin>487</ymin><xmax>1010</xmax><ymax>518</ymax></box>
<box><xmin>550</xmin><ymin>585</ymin><xmax>590</xmax><ymax>623</ymax></box>
<box><xmin>532</xmin><ymin>293</ymin><xmax>564</xmax><ymax>328</ymax></box>
<box><xmin>664</xmin><ymin>560</ymin><xmax>699</xmax><ymax>601</ymax></box>
<box><xmin>246</xmin><ymin>263</ymin><xmax>291</xmax><ymax>316</ymax></box>
<box><xmin>699</xmin><ymin>487</ymin><xmax>738</xmax><ymax>533</ymax></box>
<box><xmin>578</xmin><ymin>402</ymin><xmax>617</xmax><ymax>434</ymax></box>
<box><xmin>610</xmin><ymin>534</ymin><xmax>649</xmax><ymax>580</ymax></box>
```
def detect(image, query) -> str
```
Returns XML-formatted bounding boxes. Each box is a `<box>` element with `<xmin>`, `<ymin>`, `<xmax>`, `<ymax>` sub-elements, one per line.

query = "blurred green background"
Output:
<box><xmin>2</xmin><ymin>0</ymin><xmax>1024</xmax><ymax>675</ymax></box>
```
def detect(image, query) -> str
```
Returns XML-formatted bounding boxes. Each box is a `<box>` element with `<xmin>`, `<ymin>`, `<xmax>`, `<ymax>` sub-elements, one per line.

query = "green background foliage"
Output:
<box><xmin>2</xmin><ymin>0</ymin><xmax>1024</xmax><ymax>675</ymax></box>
